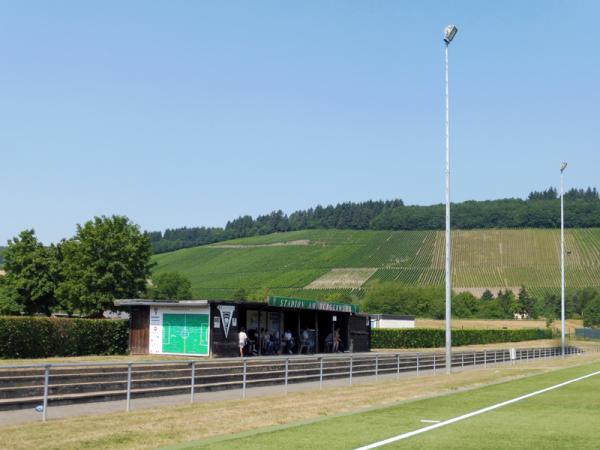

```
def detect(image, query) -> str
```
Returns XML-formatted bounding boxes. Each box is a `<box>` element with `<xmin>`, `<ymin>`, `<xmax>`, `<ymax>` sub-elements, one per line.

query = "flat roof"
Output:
<box><xmin>114</xmin><ymin>299</ymin><xmax>275</xmax><ymax>308</ymax></box>
<box><xmin>369</xmin><ymin>314</ymin><xmax>415</xmax><ymax>321</ymax></box>
<box><xmin>115</xmin><ymin>299</ymin><xmax>210</xmax><ymax>307</ymax></box>
<box><xmin>114</xmin><ymin>298</ymin><xmax>358</xmax><ymax>313</ymax></box>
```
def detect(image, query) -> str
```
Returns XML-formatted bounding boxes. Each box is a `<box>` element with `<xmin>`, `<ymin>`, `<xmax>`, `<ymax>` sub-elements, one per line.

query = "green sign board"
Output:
<box><xmin>268</xmin><ymin>296</ymin><xmax>358</xmax><ymax>313</ymax></box>
<box><xmin>162</xmin><ymin>313</ymin><xmax>209</xmax><ymax>355</ymax></box>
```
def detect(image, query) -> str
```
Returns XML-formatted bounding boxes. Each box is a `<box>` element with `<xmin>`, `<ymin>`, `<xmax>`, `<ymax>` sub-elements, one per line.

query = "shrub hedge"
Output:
<box><xmin>371</xmin><ymin>328</ymin><xmax>552</xmax><ymax>349</ymax></box>
<box><xmin>0</xmin><ymin>316</ymin><xmax>129</xmax><ymax>358</ymax></box>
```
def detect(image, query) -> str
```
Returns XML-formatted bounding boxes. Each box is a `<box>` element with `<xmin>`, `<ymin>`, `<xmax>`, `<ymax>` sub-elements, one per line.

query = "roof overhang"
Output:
<box><xmin>115</xmin><ymin>299</ymin><xmax>210</xmax><ymax>307</ymax></box>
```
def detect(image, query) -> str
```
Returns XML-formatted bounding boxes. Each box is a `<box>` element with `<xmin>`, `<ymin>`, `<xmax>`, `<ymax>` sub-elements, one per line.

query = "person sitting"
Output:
<box><xmin>262</xmin><ymin>329</ymin><xmax>273</xmax><ymax>355</ymax></box>
<box><xmin>299</xmin><ymin>327</ymin><xmax>314</xmax><ymax>354</ymax></box>
<box><xmin>247</xmin><ymin>329</ymin><xmax>258</xmax><ymax>356</ymax></box>
<box><xmin>325</xmin><ymin>332</ymin><xmax>333</xmax><ymax>353</ymax></box>
<box><xmin>271</xmin><ymin>330</ymin><xmax>281</xmax><ymax>354</ymax></box>
<box><xmin>282</xmin><ymin>329</ymin><xmax>295</xmax><ymax>354</ymax></box>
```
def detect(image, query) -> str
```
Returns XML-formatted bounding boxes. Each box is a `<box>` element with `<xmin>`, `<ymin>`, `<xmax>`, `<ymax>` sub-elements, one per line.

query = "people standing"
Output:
<box><xmin>333</xmin><ymin>328</ymin><xmax>341</xmax><ymax>353</ymax></box>
<box><xmin>238</xmin><ymin>327</ymin><xmax>248</xmax><ymax>357</ymax></box>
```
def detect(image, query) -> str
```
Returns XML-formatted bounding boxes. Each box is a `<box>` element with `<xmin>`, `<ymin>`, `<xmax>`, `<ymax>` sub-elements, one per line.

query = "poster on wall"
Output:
<box><xmin>217</xmin><ymin>304</ymin><xmax>235</xmax><ymax>339</ymax></box>
<box><xmin>149</xmin><ymin>307</ymin><xmax>163</xmax><ymax>353</ymax></box>
<box><xmin>149</xmin><ymin>307</ymin><xmax>210</xmax><ymax>356</ymax></box>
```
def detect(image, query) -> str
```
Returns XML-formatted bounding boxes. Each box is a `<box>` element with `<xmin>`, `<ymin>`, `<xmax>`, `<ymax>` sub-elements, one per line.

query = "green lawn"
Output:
<box><xmin>152</xmin><ymin>228</ymin><xmax>600</xmax><ymax>300</ymax></box>
<box><xmin>176</xmin><ymin>361</ymin><xmax>600</xmax><ymax>449</ymax></box>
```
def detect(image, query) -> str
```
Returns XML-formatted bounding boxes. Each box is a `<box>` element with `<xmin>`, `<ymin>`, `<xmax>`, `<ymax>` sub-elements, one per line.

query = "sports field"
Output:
<box><xmin>152</xmin><ymin>228</ymin><xmax>600</xmax><ymax>300</ymax></box>
<box><xmin>177</xmin><ymin>361</ymin><xmax>600</xmax><ymax>449</ymax></box>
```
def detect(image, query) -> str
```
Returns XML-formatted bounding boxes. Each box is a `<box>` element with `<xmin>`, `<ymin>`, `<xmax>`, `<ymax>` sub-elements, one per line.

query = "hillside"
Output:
<box><xmin>152</xmin><ymin>228</ymin><xmax>600</xmax><ymax>300</ymax></box>
<box><xmin>148</xmin><ymin>189</ymin><xmax>600</xmax><ymax>254</ymax></box>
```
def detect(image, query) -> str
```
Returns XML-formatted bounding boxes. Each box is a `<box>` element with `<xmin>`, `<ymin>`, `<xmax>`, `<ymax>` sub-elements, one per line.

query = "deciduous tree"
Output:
<box><xmin>57</xmin><ymin>216</ymin><xmax>153</xmax><ymax>316</ymax></box>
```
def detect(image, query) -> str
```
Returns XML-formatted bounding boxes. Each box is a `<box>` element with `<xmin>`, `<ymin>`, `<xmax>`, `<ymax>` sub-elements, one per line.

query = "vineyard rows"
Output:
<box><xmin>153</xmin><ymin>228</ymin><xmax>600</xmax><ymax>300</ymax></box>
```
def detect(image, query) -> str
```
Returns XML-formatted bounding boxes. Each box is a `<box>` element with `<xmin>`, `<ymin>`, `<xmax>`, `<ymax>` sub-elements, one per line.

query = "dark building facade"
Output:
<box><xmin>116</xmin><ymin>296</ymin><xmax>371</xmax><ymax>358</ymax></box>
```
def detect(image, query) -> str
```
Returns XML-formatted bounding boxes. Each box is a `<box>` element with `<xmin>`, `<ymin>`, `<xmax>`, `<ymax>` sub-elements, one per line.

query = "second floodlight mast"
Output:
<box><xmin>560</xmin><ymin>162</ymin><xmax>568</xmax><ymax>357</ymax></box>
<box><xmin>444</xmin><ymin>24</ymin><xmax>457</xmax><ymax>375</ymax></box>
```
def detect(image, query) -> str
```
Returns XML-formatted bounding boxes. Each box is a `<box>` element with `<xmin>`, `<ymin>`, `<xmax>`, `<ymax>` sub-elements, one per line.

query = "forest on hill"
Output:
<box><xmin>149</xmin><ymin>187</ymin><xmax>600</xmax><ymax>254</ymax></box>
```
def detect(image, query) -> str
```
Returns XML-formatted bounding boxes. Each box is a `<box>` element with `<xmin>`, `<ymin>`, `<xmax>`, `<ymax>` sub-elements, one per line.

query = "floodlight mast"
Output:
<box><xmin>444</xmin><ymin>25</ymin><xmax>457</xmax><ymax>375</ymax></box>
<box><xmin>560</xmin><ymin>162</ymin><xmax>567</xmax><ymax>357</ymax></box>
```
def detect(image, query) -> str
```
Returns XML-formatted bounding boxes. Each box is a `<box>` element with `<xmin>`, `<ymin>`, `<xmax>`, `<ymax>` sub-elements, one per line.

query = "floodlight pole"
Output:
<box><xmin>560</xmin><ymin>163</ymin><xmax>567</xmax><ymax>357</ymax></box>
<box><xmin>444</xmin><ymin>33</ymin><xmax>453</xmax><ymax>375</ymax></box>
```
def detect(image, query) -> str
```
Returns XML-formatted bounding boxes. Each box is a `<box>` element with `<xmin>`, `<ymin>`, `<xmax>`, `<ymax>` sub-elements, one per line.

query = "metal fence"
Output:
<box><xmin>0</xmin><ymin>346</ymin><xmax>584</xmax><ymax>422</ymax></box>
<box><xmin>575</xmin><ymin>328</ymin><xmax>600</xmax><ymax>340</ymax></box>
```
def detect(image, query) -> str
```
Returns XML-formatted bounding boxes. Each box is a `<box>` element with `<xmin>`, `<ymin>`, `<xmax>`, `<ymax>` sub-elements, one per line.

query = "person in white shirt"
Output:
<box><xmin>283</xmin><ymin>330</ymin><xmax>294</xmax><ymax>354</ymax></box>
<box><xmin>238</xmin><ymin>327</ymin><xmax>248</xmax><ymax>357</ymax></box>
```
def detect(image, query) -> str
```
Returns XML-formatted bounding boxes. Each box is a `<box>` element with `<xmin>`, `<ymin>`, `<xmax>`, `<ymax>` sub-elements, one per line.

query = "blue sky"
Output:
<box><xmin>1</xmin><ymin>1</ymin><xmax>598</xmax><ymax>243</ymax></box>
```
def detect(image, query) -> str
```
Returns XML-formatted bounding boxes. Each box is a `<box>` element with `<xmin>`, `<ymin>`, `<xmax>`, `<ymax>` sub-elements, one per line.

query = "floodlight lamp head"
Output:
<box><xmin>560</xmin><ymin>162</ymin><xmax>568</xmax><ymax>173</ymax></box>
<box><xmin>444</xmin><ymin>25</ymin><xmax>458</xmax><ymax>44</ymax></box>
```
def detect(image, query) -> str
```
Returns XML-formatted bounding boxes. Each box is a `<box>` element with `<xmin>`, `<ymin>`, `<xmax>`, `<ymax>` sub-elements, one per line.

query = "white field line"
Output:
<box><xmin>355</xmin><ymin>369</ymin><xmax>600</xmax><ymax>450</ymax></box>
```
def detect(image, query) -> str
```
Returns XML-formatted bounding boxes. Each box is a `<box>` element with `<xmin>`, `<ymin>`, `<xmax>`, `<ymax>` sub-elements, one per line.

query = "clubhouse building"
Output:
<box><xmin>115</xmin><ymin>296</ymin><xmax>371</xmax><ymax>358</ymax></box>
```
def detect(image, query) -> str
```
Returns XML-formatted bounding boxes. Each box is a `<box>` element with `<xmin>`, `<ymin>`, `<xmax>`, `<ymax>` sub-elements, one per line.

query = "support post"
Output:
<box><xmin>285</xmin><ymin>357</ymin><xmax>289</xmax><ymax>394</ymax></box>
<box><xmin>484</xmin><ymin>350</ymin><xmax>487</xmax><ymax>368</ymax></box>
<box><xmin>319</xmin><ymin>357</ymin><xmax>323</xmax><ymax>390</ymax></box>
<box><xmin>190</xmin><ymin>362</ymin><xmax>196</xmax><ymax>404</ymax></box>
<box><xmin>397</xmin><ymin>354</ymin><xmax>400</xmax><ymax>379</ymax></box>
<box><xmin>444</xmin><ymin>38</ymin><xmax>453</xmax><ymax>376</ymax></box>
<box><xmin>126</xmin><ymin>363</ymin><xmax>132</xmax><ymax>412</ymax></box>
<box><xmin>42</xmin><ymin>365</ymin><xmax>50</xmax><ymax>422</ymax></box>
<box><xmin>416</xmin><ymin>353</ymin><xmax>420</xmax><ymax>376</ymax></box>
<box><xmin>349</xmin><ymin>355</ymin><xmax>353</xmax><ymax>385</ymax></box>
<box><xmin>242</xmin><ymin>359</ymin><xmax>247</xmax><ymax>399</ymax></box>
<box><xmin>560</xmin><ymin>166</ymin><xmax>566</xmax><ymax>357</ymax></box>
<box><xmin>375</xmin><ymin>354</ymin><xmax>379</xmax><ymax>382</ymax></box>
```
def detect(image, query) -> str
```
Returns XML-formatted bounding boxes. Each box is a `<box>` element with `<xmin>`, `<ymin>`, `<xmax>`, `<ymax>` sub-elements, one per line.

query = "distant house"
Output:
<box><xmin>513</xmin><ymin>312</ymin><xmax>529</xmax><ymax>320</ymax></box>
<box><xmin>0</xmin><ymin>269</ymin><xmax>5</xmax><ymax>277</ymax></box>
<box><xmin>369</xmin><ymin>314</ymin><xmax>415</xmax><ymax>329</ymax></box>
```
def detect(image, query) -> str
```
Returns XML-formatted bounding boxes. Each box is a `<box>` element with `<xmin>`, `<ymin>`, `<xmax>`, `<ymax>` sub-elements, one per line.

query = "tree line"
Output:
<box><xmin>362</xmin><ymin>283</ymin><xmax>600</xmax><ymax>327</ymax></box>
<box><xmin>149</xmin><ymin>187</ymin><xmax>600</xmax><ymax>253</ymax></box>
<box><xmin>0</xmin><ymin>216</ymin><xmax>194</xmax><ymax>318</ymax></box>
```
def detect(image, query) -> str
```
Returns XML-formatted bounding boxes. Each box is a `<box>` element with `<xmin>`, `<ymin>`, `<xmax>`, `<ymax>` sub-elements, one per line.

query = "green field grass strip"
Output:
<box><xmin>355</xmin><ymin>368</ymin><xmax>600</xmax><ymax>449</ymax></box>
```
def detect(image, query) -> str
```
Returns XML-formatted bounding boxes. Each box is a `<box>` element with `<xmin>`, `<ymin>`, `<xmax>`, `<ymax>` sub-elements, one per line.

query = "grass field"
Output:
<box><xmin>152</xmin><ymin>228</ymin><xmax>600</xmax><ymax>299</ymax></box>
<box><xmin>416</xmin><ymin>318</ymin><xmax>583</xmax><ymax>332</ymax></box>
<box><xmin>176</xmin><ymin>360</ymin><xmax>600</xmax><ymax>450</ymax></box>
<box><xmin>3</xmin><ymin>353</ymin><xmax>599</xmax><ymax>450</ymax></box>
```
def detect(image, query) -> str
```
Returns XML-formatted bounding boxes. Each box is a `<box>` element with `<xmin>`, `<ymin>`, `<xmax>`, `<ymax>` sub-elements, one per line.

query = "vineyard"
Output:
<box><xmin>152</xmin><ymin>228</ymin><xmax>600</xmax><ymax>300</ymax></box>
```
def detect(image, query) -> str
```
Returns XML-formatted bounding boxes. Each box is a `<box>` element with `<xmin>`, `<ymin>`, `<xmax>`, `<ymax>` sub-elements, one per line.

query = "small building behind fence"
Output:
<box><xmin>575</xmin><ymin>327</ymin><xmax>600</xmax><ymax>340</ymax></box>
<box><xmin>369</xmin><ymin>314</ymin><xmax>415</xmax><ymax>329</ymax></box>
<box><xmin>115</xmin><ymin>296</ymin><xmax>371</xmax><ymax>358</ymax></box>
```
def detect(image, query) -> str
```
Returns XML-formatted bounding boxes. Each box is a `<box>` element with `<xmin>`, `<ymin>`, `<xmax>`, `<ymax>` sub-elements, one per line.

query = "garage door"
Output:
<box><xmin>162</xmin><ymin>313</ymin><xmax>209</xmax><ymax>355</ymax></box>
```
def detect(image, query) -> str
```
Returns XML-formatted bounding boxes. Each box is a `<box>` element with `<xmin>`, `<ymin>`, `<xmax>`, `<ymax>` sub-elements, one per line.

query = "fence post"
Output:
<box><xmin>190</xmin><ymin>362</ymin><xmax>196</xmax><ymax>404</ymax></box>
<box><xmin>433</xmin><ymin>354</ymin><xmax>437</xmax><ymax>374</ymax></box>
<box><xmin>285</xmin><ymin>357</ymin><xmax>289</xmax><ymax>394</ymax></box>
<box><xmin>319</xmin><ymin>357</ymin><xmax>323</xmax><ymax>390</ymax></box>
<box><xmin>494</xmin><ymin>351</ymin><xmax>497</xmax><ymax>365</ymax></box>
<box><xmin>397</xmin><ymin>354</ymin><xmax>400</xmax><ymax>379</ymax></box>
<box><xmin>461</xmin><ymin>353</ymin><xmax>464</xmax><ymax>368</ymax></box>
<box><xmin>375</xmin><ymin>354</ymin><xmax>379</xmax><ymax>382</ymax></box>
<box><xmin>242</xmin><ymin>359</ymin><xmax>247</xmax><ymax>399</ymax></box>
<box><xmin>126</xmin><ymin>363</ymin><xmax>132</xmax><ymax>412</ymax></box>
<box><xmin>349</xmin><ymin>355</ymin><xmax>353</xmax><ymax>385</ymax></box>
<box><xmin>484</xmin><ymin>350</ymin><xmax>487</xmax><ymax>368</ymax></box>
<box><xmin>42</xmin><ymin>365</ymin><xmax>50</xmax><ymax>422</ymax></box>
